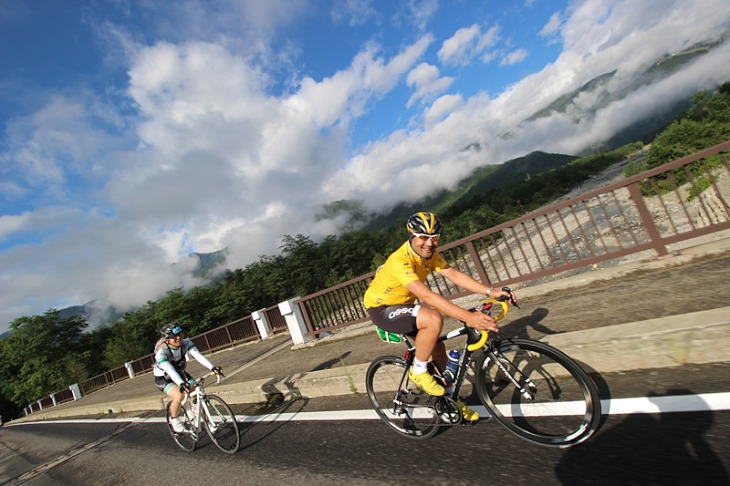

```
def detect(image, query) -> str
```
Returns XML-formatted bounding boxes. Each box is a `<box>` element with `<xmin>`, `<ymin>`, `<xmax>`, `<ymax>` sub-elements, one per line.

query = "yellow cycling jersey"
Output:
<box><xmin>363</xmin><ymin>240</ymin><xmax>449</xmax><ymax>308</ymax></box>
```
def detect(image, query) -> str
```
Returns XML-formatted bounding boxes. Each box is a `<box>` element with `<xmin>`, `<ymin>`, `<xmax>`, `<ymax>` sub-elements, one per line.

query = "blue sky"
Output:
<box><xmin>1</xmin><ymin>0</ymin><xmax>730</xmax><ymax>333</ymax></box>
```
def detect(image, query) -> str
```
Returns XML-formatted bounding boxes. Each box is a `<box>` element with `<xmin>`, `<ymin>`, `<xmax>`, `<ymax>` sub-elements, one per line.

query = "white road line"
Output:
<box><xmin>13</xmin><ymin>392</ymin><xmax>730</xmax><ymax>425</ymax></box>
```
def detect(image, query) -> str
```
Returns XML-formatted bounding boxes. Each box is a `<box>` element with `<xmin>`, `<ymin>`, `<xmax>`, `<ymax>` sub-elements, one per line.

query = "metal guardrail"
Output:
<box><xmin>24</xmin><ymin>140</ymin><xmax>730</xmax><ymax>414</ymax></box>
<box><xmin>295</xmin><ymin>140</ymin><xmax>730</xmax><ymax>337</ymax></box>
<box><xmin>54</xmin><ymin>313</ymin><xmax>272</xmax><ymax>413</ymax></box>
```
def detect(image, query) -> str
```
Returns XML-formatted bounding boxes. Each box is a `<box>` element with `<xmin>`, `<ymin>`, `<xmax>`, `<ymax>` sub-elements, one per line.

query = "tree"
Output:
<box><xmin>0</xmin><ymin>311</ymin><xmax>89</xmax><ymax>407</ymax></box>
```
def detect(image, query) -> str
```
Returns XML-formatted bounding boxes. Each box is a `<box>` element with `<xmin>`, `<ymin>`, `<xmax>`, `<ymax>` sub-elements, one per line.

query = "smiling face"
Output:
<box><xmin>410</xmin><ymin>233</ymin><xmax>439</xmax><ymax>259</ymax></box>
<box><xmin>166</xmin><ymin>333</ymin><xmax>183</xmax><ymax>346</ymax></box>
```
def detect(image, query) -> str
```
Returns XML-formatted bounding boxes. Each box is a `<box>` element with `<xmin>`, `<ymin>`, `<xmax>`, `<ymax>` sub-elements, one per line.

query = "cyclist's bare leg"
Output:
<box><xmin>415</xmin><ymin>306</ymin><xmax>446</xmax><ymax>369</ymax></box>
<box><xmin>166</xmin><ymin>385</ymin><xmax>185</xmax><ymax>418</ymax></box>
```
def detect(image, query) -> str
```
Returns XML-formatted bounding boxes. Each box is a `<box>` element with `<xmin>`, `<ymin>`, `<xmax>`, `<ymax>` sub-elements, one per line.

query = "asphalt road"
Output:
<box><xmin>2</xmin><ymin>364</ymin><xmax>728</xmax><ymax>485</ymax></box>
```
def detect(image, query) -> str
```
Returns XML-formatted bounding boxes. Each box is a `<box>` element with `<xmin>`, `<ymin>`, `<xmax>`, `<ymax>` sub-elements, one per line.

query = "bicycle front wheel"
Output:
<box><xmin>365</xmin><ymin>356</ymin><xmax>440</xmax><ymax>440</ymax></box>
<box><xmin>475</xmin><ymin>338</ymin><xmax>601</xmax><ymax>447</ymax></box>
<box><xmin>166</xmin><ymin>401</ymin><xmax>197</xmax><ymax>452</ymax></box>
<box><xmin>203</xmin><ymin>395</ymin><xmax>241</xmax><ymax>453</ymax></box>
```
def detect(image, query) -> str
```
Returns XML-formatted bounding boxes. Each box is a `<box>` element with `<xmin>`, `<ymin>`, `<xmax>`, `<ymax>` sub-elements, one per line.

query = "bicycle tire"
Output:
<box><xmin>365</xmin><ymin>356</ymin><xmax>440</xmax><ymax>440</ymax></box>
<box><xmin>475</xmin><ymin>338</ymin><xmax>601</xmax><ymax>447</ymax></box>
<box><xmin>203</xmin><ymin>394</ymin><xmax>241</xmax><ymax>453</ymax></box>
<box><xmin>166</xmin><ymin>401</ymin><xmax>197</xmax><ymax>452</ymax></box>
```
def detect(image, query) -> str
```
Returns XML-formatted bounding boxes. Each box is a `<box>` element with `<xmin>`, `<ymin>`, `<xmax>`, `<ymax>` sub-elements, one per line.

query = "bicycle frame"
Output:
<box><xmin>168</xmin><ymin>371</ymin><xmax>241</xmax><ymax>453</ymax></box>
<box><xmin>180</xmin><ymin>372</ymin><xmax>219</xmax><ymax>437</ymax></box>
<box><xmin>365</xmin><ymin>296</ymin><xmax>602</xmax><ymax>445</ymax></box>
<box><xmin>399</xmin><ymin>300</ymin><xmax>507</xmax><ymax>402</ymax></box>
<box><xmin>399</xmin><ymin>323</ymin><xmax>487</xmax><ymax>405</ymax></box>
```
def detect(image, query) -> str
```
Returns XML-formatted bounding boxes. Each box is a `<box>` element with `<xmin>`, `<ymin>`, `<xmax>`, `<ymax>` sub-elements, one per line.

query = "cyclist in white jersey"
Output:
<box><xmin>153</xmin><ymin>323</ymin><xmax>222</xmax><ymax>433</ymax></box>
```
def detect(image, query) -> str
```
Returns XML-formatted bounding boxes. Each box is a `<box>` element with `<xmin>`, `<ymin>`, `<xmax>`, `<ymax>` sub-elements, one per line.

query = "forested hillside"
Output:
<box><xmin>1</xmin><ymin>82</ymin><xmax>728</xmax><ymax>421</ymax></box>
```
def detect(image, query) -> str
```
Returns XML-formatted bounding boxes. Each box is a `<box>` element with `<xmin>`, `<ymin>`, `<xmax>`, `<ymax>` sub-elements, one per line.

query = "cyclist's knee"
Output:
<box><xmin>416</xmin><ymin>307</ymin><xmax>443</xmax><ymax>331</ymax></box>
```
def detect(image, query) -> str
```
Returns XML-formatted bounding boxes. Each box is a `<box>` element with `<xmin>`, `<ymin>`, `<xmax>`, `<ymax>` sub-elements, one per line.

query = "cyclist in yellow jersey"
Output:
<box><xmin>364</xmin><ymin>212</ymin><xmax>517</xmax><ymax>422</ymax></box>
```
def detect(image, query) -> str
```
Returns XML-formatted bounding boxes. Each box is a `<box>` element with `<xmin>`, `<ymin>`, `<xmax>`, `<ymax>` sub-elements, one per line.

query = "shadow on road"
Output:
<box><xmin>555</xmin><ymin>389</ymin><xmax>729</xmax><ymax>485</ymax></box>
<box><xmin>498</xmin><ymin>307</ymin><xmax>562</xmax><ymax>339</ymax></box>
<box><xmin>236</xmin><ymin>396</ymin><xmax>311</xmax><ymax>451</ymax></box>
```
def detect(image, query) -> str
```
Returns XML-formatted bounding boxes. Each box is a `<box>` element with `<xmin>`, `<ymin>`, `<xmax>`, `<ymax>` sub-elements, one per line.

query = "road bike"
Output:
<box><xmin>365</xmin><ymin>289</ymin><xmax>602</xmax><ymax>447</ymax></box>
<box><xmin>165</xmin><ymin>372</ymin><xmax>241</xmax><ymax>453</ymax></box>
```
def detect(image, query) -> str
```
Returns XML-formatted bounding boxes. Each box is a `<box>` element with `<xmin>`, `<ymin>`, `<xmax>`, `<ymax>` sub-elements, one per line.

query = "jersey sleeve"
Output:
<box><xmin>159</xmin><ymin>361</ymin><xmax>185</xmax><ymax>385</ymax></box>
<box><xmin>185</xmin><ymin>339</ymin><xmax>215</xmax><ymax>371</ymax></box>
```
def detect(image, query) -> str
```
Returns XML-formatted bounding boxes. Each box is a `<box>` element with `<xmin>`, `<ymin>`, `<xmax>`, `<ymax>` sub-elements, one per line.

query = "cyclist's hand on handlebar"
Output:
<box><xmin>465</xmin><ymin>311</ymin><xmax>499</xmax><ymax>333</ymax></box>
<box><xmin>493</xmin><ymin>286</ymin><xmax>519</xmax><ymax>308</ymax></box>
<box><xmin>212</xmin><ymin>366</ymin><xmax>224</xmax><ymax>377</ymax></box>
<box><xmin>179</xmin><ymin>382</ymin><xmax>190</xmax><ymax>394</ymax></box>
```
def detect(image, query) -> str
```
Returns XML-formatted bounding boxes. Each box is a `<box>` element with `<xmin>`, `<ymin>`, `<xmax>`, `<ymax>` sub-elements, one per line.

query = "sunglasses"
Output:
<box><xmin>412</xmin><ymin>233</ymin><xmax>440</xmax><ymax>242</ymax></box>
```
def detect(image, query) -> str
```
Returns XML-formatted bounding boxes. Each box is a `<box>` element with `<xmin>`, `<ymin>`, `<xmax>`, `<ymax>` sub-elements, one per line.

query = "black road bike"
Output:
<box><xmin>365</xmin><ymin>290</ymin><xmax>602</xmax><ymax>447</ymax></box>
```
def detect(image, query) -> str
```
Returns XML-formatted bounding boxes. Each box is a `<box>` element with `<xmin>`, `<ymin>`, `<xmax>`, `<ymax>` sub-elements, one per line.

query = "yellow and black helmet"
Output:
<box><xmin>406</xmin><ymin>212</ymin><xmax>442</xmax><ymax>236</ymax></box>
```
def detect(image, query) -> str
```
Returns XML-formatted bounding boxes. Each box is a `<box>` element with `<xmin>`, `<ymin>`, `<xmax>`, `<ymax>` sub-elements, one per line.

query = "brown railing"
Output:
<box><xmin>80</xmin><ymin>366</ymin><xmax>129</xmax><ymax>395</ymax></box>
<box><xmin>193</xmin><ymin>316</ymin><xmax>260</xmax><ymax>353</ymax></box>
<box><xmin>53</xmin><ymin>388</ymin><xmax>75</xmax><ymax>405</ymax></box>
<box><xmin>295</xmin><ymin>140</ymin><xmax>730</xmax><ymax>337</ymax></box>
<box><xmin>264</xmin><ymin>304</ymin><xmax>289</xmax><ymax>333</ymax></box>
<box><xmin>71</xmin><ymin>312</ymin><xmax>272</xmax><ymax>404</ymax></box>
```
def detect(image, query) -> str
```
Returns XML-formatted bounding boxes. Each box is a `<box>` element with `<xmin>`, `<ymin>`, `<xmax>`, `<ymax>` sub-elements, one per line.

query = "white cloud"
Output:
<box><xmin>438</xmin><ymin>24</ymin><xmax>481</xmax><ymax>66</ymax></box>
<box><xmin>540</xmin><ymin>12</ymin><xmax>562</xmax><ymax>37</ymax></box>
<box><xmin>500</xmin><ymin>48</ymin><xmax>528</xmax><ymax>66</ymax></box>
<box><xmin>405</xmin><ymin>0</ymin><xmax>439</xmax><ymax>32</ymax></box>
<box><xmin>424</xmin><ymin>94</ymin><xmax>464</xmax><ymax>127</ymax></box>
<box><xmin>406</xmin><ymin>63</ymin><xmax>454</xmax><ymax>107</ymax></box>
<box><xmin>330</xmin><ymin>0</ymin><xmax>376</xmax><ymax>27</ymax></box>
<box><xmin>2</xmin><ymin>0</ymin><xmax>730</xmax><ymax>333</ymax></box>
<box><xmin>438</xmin><ymin>23</ymin><xmax>501</xmax><ymax>67</ymax></box>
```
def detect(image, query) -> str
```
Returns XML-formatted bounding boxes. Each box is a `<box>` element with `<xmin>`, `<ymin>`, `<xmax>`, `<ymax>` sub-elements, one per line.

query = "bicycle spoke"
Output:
<box><xmin>365</xmin><ymin>356</ymin><xmax>441</xmax><ymax>439</ymax></box>
<box><xmin>166</xmin><ymin>402</ymin><xmax>197</xmax><ymax>452</ymax></box>
<box><xmin>203</xmin><ymin>395</ymin><xmax>241</xmax><ymax>453</ymax></box>
<box><xmin>476</xmin><ymin>339</ymin><xmax>601</xmax><ymax>447</ymax></box>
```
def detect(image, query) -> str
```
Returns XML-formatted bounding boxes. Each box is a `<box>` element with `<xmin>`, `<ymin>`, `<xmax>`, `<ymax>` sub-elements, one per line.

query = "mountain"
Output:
<box><xmin>359</xmin><ymin>40</ymin><xmax>727</xmax><ymax>231</ymax></box>
<box><xmin>187</xmin><ymin>248</ymin><xmax>228</xmax><ymax>280</ymax></box>
<box><xmin>524</xmin><ymin>40</ymin><xmax>723</xmax><ymax>152</ymax></box>
<box><xmin>363</xmin><ymin>151</ymin><xmax>577</xmax><ymax>231</ymax></box>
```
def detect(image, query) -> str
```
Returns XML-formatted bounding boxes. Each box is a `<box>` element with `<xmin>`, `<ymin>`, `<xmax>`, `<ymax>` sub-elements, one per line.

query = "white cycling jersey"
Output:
<box><xmin>153</xmin><ymin>337</ymin><xmax>214</xmax><ymax>385</ymax></box>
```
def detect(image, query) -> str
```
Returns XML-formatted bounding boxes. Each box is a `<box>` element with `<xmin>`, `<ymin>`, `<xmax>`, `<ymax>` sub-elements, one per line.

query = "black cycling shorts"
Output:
<box><xmin>154</xmin><ymin>371</ymin><xmax>194</xmax><ymax>394</ymax></box>
<box><xmin>368</xmin><ymin>304</ymin><xmax>421</xmax><ymax>337</ymax></box>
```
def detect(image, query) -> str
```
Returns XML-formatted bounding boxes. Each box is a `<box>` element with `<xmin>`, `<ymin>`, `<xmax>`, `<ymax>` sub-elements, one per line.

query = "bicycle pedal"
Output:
<box><xmin>436</xmin><ymin>397</ymin><xmax>461</xmax><ymax>425</ymax></box>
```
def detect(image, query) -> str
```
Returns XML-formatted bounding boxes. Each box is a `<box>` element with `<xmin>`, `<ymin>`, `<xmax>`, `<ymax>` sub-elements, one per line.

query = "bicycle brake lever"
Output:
<box><xmin>499</xmin><ymin>286</ymin><xmax>520</xmax><ymax>309</ymax></box>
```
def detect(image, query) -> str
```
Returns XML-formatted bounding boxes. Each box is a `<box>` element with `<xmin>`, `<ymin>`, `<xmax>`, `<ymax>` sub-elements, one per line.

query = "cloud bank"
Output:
<box><xmin>1</xmin><ymin>0</ymin><xmax>730</xmax><ymax>332</ymax></box>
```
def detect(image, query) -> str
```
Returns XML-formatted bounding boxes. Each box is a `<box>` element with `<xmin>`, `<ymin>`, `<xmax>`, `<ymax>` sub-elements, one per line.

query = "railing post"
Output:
<box><xmin>465</xmin><ymin>240</ymin><xmax>490</xmax><ymax>283</ymax></box>
<box><xmin>627</xmin><ymin>182</ymin><xmax>669</xmax><ymax>257</ymax></box>
<box><xmin>70</xmin><ymin>383</ymin><xmax>82</xmax><ymax>400</ymax></box>
<box><xmin>252</xmin><ymin>309</ymin><xmax>272</xmax><ymax>339</ymax></box>
<box><xmin>279</xmin><ymin>297</ymin><xmax>311</xmax><ymax>345</ymax></box>
<box><xmin>125</xmin><ymin>362</ymin><xmax>136</xmax><ymax>379</ymax></box>
<box><xmin>50</xmin><ymin>394</ymin><xmax>57</xmax><ymax>406</ymax></box>
<box><xmin>37</xmin><ymin>399</ymin><xmax>43</xmax><ymax>411</ymax></box>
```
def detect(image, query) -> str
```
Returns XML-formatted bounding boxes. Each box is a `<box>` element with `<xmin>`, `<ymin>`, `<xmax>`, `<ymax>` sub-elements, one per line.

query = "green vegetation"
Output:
<box><xmin>1</xmin><ymin>82</ymin><xmax>729</xmax><ymax>421</ymax></box>
<box><xmin>624</xmin><ymin>81</ymin><xmax>730</xmax><ymax>196</ymax></box>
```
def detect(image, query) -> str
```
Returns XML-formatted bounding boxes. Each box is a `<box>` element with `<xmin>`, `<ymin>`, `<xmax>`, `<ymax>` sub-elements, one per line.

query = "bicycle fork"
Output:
<box><xmin>484</xmin><ymin>348</ymin><xmax>537</xmax><ymax>401</ymax></box>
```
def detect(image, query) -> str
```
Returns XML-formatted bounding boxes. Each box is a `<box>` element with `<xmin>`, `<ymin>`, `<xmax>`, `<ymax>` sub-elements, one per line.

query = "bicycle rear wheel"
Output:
<box><xmin>365</xmin><ymin>356</ymin><xmax>440</xmax><ymax>440</ymax></box>
<box><xmin>475</xmin><ymin>338</ymin><xmax>601</xmax><ymax>447</ymax></box>
<box><xmin>166</xmin><ymin>401</ymin><xmax>197</xmax><ymax>452</ymax></box>
<box><xmin>203</xmin><ymin>395</ymin><xmax>241</xmax><ymax>453</ymax></box>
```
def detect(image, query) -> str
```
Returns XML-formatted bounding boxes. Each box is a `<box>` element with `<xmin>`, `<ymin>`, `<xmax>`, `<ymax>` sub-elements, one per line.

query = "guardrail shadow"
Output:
<box><xmin>235</xmin><ymin>375</ymin><xmax>311</xmax><ymax>451</ymax></box>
